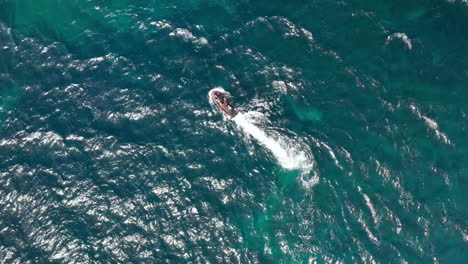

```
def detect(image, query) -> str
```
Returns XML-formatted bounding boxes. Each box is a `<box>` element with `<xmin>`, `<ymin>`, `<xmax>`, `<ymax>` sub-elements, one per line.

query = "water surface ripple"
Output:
<box><xmin>0</xmin><ymin>0</ymin><xmax>467</xmax><ymax>263</ymax></box>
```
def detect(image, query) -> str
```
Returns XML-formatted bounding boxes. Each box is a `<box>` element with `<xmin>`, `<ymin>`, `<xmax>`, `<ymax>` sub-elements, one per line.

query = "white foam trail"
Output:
<box><xmin>234</xmin><ymin>112</ymin><xmax>318</xmax><ymax>188</ymax></box>
<box><xmin>233</xmin><ymin>112</ymin><xmax>312</xmax><ymax>171</ymax></box>
<box><xmin>208</xmin><ymin>88</ymin><xmax>318</xmax><ymax>187</ymax></box>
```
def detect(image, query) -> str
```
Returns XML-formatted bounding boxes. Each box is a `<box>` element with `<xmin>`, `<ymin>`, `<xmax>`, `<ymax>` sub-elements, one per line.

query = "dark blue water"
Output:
<box><xmin>1</xmin><ymin>0</ymin><xmax>467</xmax><ymax>263</ymax></box>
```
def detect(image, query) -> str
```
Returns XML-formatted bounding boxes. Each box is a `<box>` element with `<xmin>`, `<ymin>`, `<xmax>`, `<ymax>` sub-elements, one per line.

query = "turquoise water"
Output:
<box><xmin>0</xmin><ymin>0</ymin><xmax>467</xmax><ymax>263</ymax></box>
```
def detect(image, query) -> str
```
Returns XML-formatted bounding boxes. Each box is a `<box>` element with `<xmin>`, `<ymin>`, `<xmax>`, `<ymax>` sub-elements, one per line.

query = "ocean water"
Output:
<box><xmin>0</xmin><ymin>0</ymin><xmax>467</xmax><ymax>263</ymax></box>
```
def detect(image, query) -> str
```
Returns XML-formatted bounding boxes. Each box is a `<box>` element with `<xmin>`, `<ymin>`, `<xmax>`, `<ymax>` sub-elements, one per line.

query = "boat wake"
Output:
<box><xmin>208</xmin><ymin>88</ymin><xmax>318</xmax><ymax>188</ymax></box>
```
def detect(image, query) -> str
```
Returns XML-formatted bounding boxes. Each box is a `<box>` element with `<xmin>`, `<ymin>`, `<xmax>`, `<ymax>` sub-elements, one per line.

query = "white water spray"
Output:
<box><xmin>208</xmin><ymin>88</ymin><xmax>316</xmax><ymax>182</ymax></box>
<box><xmin>233</xmin><ymin>113</ymin><xmax>309</xmax><ymax>170</ymax></box>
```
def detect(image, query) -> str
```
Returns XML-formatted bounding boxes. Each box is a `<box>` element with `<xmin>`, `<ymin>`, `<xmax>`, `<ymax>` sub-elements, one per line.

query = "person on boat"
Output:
<box><xmin>223</xmin><ymin>97</ymin><xmax>228</xmax><ymax>106</ymax></box>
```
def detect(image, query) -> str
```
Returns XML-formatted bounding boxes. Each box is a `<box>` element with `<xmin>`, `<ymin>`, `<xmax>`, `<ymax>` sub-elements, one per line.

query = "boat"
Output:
<box><xmin>210</xmin><ymin>90</ymin><xmax>238</xmax><ymax>118</ymax></box>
